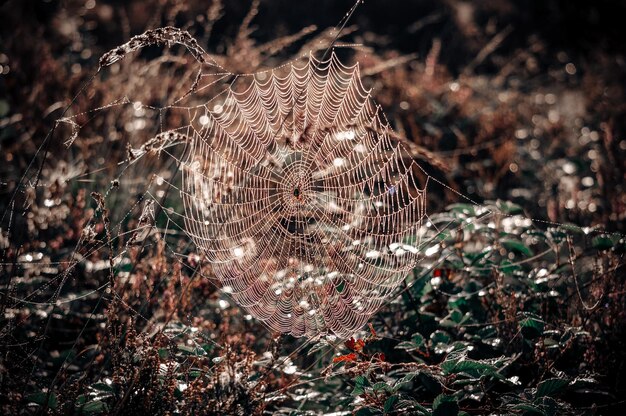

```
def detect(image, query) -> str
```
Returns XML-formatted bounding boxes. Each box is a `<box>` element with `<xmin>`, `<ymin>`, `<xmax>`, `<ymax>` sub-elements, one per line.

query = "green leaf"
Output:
<box><xmin>440</xmin><ymin>309</ymin><xmax>467</xmax><ymax>327</ymax></box>
<box><xmin>499</xmin><ymin>259</ymin><xmax>521</xmax><ymax>275</ymax></box>
<box><xmin>435</xmin><ymin>230</ymin><xmax>454</xmax><ymax>243</ymax></box>
<box><xmin>441</xmin><ymin>358</ymin><xmax>497</xmax><ymax>376</ymax></box>
<box><xmin>501</xmin><ymin>239</ymin><xmax>534</xmax><ymax>256</ymax></box>
<box><xmin>398</xmin><ymin>399</ymin><xmax>429</xmax><ymax>415</ymax></box>
<box><xmin>81</xmin><ymin>400</ymin><xmax>109</xmax><ymax>414</ymax></box>
<box><xmin>592</xmin><ymin>236</ymin><xmax>613</xmax><ymax>251</ymax></box>
<box><xmin>536</xmin><ymin>377</ymin><xmax>569</xmax><ymax>398</ymax></box>
<box><xmin>394</xmin><ymin>373</ymin><xmax>418</xmax><ymax>391</ymax></box>
<box><xmin>372</xmin><ymin>382</ymin><xmax>392</xmax><ymax>393</ymax></box>
<box><xmin>352</xmin><ymin>375</ymin><xmax>369</xmax><ymax>396</ymax></box>
<box><xmin>558</xmin><ymin>223</ymin><xmax>585</xmax><ymax>234</ymax></box>
<box><xmin>465</xmin><ymin>248</ymin><xmax>493</xmax><ymax>266</ymax></box>
<box><xmin>384</xmin><ymin>395</ymin><xmax>399</xmax><ymax>413</ymax></box>
<box><xmin>432</xmin><ymin>394</ymin><xmax>459</xmax><ymax>416</ymax></box>
<box><xmin>26</xmin><ymin>392</ymin><xmax>58</xmax><ymax>410</ymax></box>
<box><xmin>440</xmin><ymin>362</ymin><xmax>458</xmax><ymax>376</ymax></box>
<box><xmin>92</xmin><ymin>382</ymin><xmax>114</xmax><ymax>392</ymax></box>
<box><xmin>158</xmin><ymin>348</ymin><xmax>169</xmax><ymax>359</ymax></box>
<box><xmin>395</xmin><ymin>332</ymin><xmax>424</xmax><ymax>351</ymax></box>
<box><xmin>411</xmin><ymin>332</ymin><xmax>425</xmax><ymax>347</ymax></box>
<box><xmin>496</xmin><ymin>200</ymin><xmax>524</xmax><ymax>215</ymax></box>
<box><xmin>520</xmin><ymin>315</ymin><xmax>545</xmax><ymax>340</ymax></box>
<box><xmin>430</xmin><ymin>330</ymin><xmax>451</xmax><ymax>345</ymax></box>
<box><xmin>447</xmin><ymin>203</ymin><xmax>477</xmax><ymax>216</ymax></box>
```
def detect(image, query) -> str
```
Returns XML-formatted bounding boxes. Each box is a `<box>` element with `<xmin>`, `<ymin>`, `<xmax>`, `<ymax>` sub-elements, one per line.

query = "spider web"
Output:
<box><xmin>179</xmin><ymin>53</ymin><xmax>427</xmax><ymax>338</ymax></box>
<box><xmin>2</xmin><ymin>14</ymin><xmax>625</xmax><ymax>413</ymax></box>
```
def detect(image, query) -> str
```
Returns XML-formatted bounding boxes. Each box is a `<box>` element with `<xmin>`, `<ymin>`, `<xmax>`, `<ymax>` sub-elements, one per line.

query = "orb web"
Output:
<box><xmin>181</xmin><ymin>53</ymin><xmax>428</xmax><ymax>338</ymax></box>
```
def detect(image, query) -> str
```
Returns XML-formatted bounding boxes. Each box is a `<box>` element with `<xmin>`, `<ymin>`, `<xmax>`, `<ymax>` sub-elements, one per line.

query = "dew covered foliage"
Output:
<box><xmin>1</xmin><ymin>1</ymin><xmax>626</xmax><ymax>415</ymax></box>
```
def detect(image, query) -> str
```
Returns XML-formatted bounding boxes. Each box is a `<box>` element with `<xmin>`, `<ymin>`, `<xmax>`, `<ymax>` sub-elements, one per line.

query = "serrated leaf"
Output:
<box><xmin>441</xmin><ymin>358</ymin><xmax>497</xmax><ymax>376</ymax></box>
<box><xmin>440</xmin><ymin>309</ymin><xmax>466</xmax><ymax>328</ymax></box>
<box><xmin>430</xmin><ymin>330</ymin><xmax>451</xmax><ymax>345</ymax></box>
<box><xmin>432</xmin><ymin>394</ymin><xmax>459</xmax><ymax>416</ymax></box>
<box><xmin>536</xmin><ymin>377</ymin><xmax>569</xmax><ymax>398</ymax></box>
<box><xmin>352</xmin><ymin>375</ymin><xmax>369</xmax><ymax>396</ymax></box>
<box><xmin>411</xmin><ymin>333</ymin><xmax>425</xmax><ymax>346</ymax></box>
<box><xmin>372</xmin><ymin>382</ymin><xmax>392</xmax><ymax>392</ymax></box>
<box><xmin>520</xmin><ymin>315</ymin><xmax>545</xmax><ymax>340</ymax></box>
<box><xmin>384</xmin><ymin>395</ymin><xmax>399</xmax><ymax>413</ymax></box>
<box><xmin>352</xmin><ymin>386</ymin><xmax>366</xmax><ymax>396</ymax></box>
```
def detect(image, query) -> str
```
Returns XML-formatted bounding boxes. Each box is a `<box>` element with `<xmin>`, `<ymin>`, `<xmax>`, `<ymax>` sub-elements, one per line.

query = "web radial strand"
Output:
<box><xmin>181</xmin><ymin>53</ymin><xmax>428</xmax><ymax>338</ymax></box>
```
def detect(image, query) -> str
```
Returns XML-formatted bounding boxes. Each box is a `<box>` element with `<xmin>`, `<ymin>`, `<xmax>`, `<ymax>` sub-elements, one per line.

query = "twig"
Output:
<box><xmin>464</xmin><ymin>25</ymin><xmax>513</xmax><ymax>75</ymax></box>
